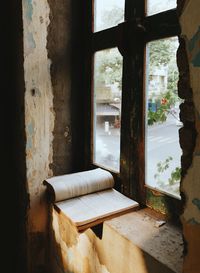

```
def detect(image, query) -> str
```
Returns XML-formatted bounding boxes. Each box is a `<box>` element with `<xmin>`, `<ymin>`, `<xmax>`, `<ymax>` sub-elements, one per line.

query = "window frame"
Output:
<box><xmin>83</xmin><ymin>0</ymin><xmax>181</xmax><ymax>220</ymax></box>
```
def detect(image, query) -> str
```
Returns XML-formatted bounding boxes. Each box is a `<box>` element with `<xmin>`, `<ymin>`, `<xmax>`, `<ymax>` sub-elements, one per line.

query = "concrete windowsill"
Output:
<box><xmin>104</xmin><ymin>208</ymin><xmax>183</xmax><ymax>273</ymax></box>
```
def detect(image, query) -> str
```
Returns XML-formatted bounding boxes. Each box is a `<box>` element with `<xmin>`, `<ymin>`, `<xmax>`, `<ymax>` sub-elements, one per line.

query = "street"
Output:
<box><xmin>146</xmin><ymin>119</ymin><xmax>182</xmax><ymax>197</ymax></box>
<box><xmin>95</xmin><ymin>115</ymin><xmax>182</xmax><ymax>197</ymax></box>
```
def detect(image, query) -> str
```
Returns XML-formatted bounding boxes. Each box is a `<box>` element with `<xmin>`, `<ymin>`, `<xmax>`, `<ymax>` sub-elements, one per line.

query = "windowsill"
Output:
<box><xmin>104</xmin><ymin>208</ymin><xmax>183</xmax><ymax>273</ymax></box>
<box><xmin>52</xmin><ymin>205</ymin><xmax>183</xmax><ymax>273</ymax></box>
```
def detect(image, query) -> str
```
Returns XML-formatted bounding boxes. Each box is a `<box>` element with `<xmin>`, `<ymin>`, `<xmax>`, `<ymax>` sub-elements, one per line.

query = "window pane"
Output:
<box><xmin>93</xmin><ymin>48</ymin><xmax>122</xmax><ymax>172</ymax></box>
<box><xmin>94</xmin><ymin>0</ymin><xmax>124</xmax><ymax>32</ymax></box>
<box><xmin>147</xmin><ymin>0</ymin><xmax>176</xmax><ymax>16</ymax></box>
<box><xmin>145</xmin><ymin>37</ymin><xmax>182</xmax><ymax>198</ymax></box>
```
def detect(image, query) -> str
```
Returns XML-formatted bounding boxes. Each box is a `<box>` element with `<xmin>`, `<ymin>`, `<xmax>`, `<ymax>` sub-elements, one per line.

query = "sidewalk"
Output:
<box><xmin>148</xmin><ymin>113</ymin><xmax>182</xmax><ymax>132</ymax></box>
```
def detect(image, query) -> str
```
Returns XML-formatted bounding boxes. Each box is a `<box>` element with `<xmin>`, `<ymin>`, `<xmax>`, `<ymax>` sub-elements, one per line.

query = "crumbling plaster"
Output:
<box><xmin>23</xmin><ymin>0</ymin><xmax>53</xmax><ymax>232</ymax></box>
<box><xmin>180</xmin><ymin>0</ymin><xmax>200</xmax><ymax>272</ymax></box>
<box><xmin>22</xmin><ymin>0</ymin><xmax>73</xmax><ymax>272</ymax></box>
<box><xmin>180</xmin><ymin>0</ymin><xmax>200</xmax><ymax>224</ymax></box>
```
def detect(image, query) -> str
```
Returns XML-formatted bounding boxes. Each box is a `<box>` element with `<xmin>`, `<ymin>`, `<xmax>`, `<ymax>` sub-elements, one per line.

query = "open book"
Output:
<box><xmin>44</xmin><ymin>168</ymin><xmax>139</xmax><ymax>231</ymax></box>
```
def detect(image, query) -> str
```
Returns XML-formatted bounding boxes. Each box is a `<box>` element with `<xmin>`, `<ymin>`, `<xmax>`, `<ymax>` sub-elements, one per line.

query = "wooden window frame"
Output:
<box><xmin>83</xmin><ymin>0</ymin><xmax>181</xmax><ymax>221</ymax></box>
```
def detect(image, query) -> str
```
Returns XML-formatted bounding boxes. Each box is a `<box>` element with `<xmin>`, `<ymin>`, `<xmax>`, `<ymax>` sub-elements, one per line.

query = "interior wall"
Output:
<box><xmin>22</xmin><ymin>0</ymin><xmax>73</xmax><ymax>272</ymax></box>
<box><xmin>22</xmin><ymin>1</ymin><xmax>53</xmax><ymax>271</ymax></box>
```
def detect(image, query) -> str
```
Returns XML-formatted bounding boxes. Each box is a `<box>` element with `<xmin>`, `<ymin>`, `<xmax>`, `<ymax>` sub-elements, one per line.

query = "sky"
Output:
<box><xmin>95</xmin><ymin>0</ymin><xmax>124</xmax><ymax>31</ymax></box>
<box><xmin>94</xmin><ymin>0</ymin><xmax>177</xmax><ymax>31</ymax></box>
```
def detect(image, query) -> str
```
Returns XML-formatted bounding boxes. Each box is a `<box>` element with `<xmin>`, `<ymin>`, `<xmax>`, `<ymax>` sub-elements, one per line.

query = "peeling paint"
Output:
<box><xmin>24</xmin><ymin>0</ymin><xmax>33</xmax><ymax>22</ymax></box>
<box><xmin>187</xmin><ymin>26</ymin><xmax>200</xmax><ymax>67</ymax></box>
<box><xmin>27</xmin><ymin>32</ymin><xmax>36</xmax><ymax>50</ymax></box>
<box><xmin>27</xmin><ymin>122</ymin><xmax>34</xmax><ymax>136</ymax></box>
<box><xmin>192</xmin><ymin>198</ymin><xmax>200</xmax><ymax>210</ymax></box>
<box><xmin>187</xmin><ymin>218</ymin><xmax>200</xmax><ymax>225</ymax></box>
<box><xmin>180</xmin><ymin>1</ymin><xmax>200</xmax><ymax>271</ymax></box>
<box><xmin>22</xmin><ymin>0</ymin><xmax>55</xmax><ymax>271</ymax></box>
<box><xmin>26</xmin><ymin>137</ymin><xmax>33</xmax><ymax>150</ymax></box>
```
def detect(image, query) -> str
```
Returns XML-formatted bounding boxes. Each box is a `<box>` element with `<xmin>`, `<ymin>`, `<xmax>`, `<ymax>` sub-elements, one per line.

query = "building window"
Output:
<box><xmin>85</xmin><ymin>0</ymin><xmax>181</xmax><ymax>216</ymax></box>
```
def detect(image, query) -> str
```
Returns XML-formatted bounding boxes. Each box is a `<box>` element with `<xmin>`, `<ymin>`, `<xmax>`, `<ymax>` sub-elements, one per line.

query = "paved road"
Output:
<box><xmin>146</xmin><ymin>121</ymin><xmax>182</xmax><ymax>191</ymax></box>
<box><xmin>95</xmin><ymin>117</ymin><xmax>182</xmax><ymax>196</ymax></box>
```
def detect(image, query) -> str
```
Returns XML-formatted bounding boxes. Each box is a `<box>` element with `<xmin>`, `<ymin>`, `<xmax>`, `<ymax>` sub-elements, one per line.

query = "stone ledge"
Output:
<box><xmin>105</xmin><ymin>208</ymin><xmax>183</xmax><ymax>273</ymax></box>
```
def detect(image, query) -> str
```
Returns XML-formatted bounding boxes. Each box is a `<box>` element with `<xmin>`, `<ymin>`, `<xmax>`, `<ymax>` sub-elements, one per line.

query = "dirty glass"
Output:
<box><xmin>146</xmin><ymin>0</ymin><xmax>176</xmax><ymax>16</ymax></box>
<box><xmin>145</xmin><ymin>37</ymin><xmax>182</xmax><ymax>198</ymax></box>
<box><xmin>94</xmin><ymin>0</ymin><xmax>124</xmax><ymax>32</ymax></box>
<box><xmin>93</xmin><ymin>48</ymin><xmax>122</xmax><ymax>172</ymax></box>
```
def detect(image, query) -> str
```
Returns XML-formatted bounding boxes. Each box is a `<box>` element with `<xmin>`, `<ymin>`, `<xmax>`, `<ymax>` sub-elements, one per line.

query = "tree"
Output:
<box><xmin>149</xmin><ymin>39</ymin><xmax>175</xmax><ymax>72</ymax></box>
<box><xmin>95</xmin><ymin>6</ymin><xmax>123</xmax><ymax>91</ymax></box>
<box><xmin>96</xmin><ymin>8</ymin><xmax>180</xmax><ymax>126</ymax></box>
<box><xmin>147</xmin><ymin>37</ymin><xmax>180</xmax><ymax>125</ymax></box>
<box><xmin>95</xmin><ymin>48</ymin><xmax>122</xmax><ymax>90</ymax></box>
<box><xmin>100</xmin><ymin>6</ymin><xmax>123</xmax><ymax>30</ymax></box>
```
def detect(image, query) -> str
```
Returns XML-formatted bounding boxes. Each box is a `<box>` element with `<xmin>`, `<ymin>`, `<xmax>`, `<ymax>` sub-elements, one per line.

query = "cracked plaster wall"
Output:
<box><xmin>22</xmin><ymin>0</ymin><xmax>73</xmax><ymax>272</ymax></box>
<box><xmin>179</xmin><ymin>0</ymin><xmax>200</xmax><ymax>272</ymax></box>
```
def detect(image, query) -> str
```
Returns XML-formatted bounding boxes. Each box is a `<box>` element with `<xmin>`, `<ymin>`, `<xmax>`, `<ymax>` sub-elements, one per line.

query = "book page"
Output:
<box><xmin>44</xmin><ymin>168</ymin><xmax>114</xmax><ymax>202</ymax></box>
<box><xmin>55</xmin><ymin>188</ymin><xmax>139</xmax><ymax>227</ymax></box>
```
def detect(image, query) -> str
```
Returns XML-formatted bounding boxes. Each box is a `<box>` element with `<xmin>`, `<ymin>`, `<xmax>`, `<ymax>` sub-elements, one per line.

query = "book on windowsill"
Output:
<box><xmin>43</xmin><ymin>168</ymin><xmax>139</xmax><ymax>231</ymax></box>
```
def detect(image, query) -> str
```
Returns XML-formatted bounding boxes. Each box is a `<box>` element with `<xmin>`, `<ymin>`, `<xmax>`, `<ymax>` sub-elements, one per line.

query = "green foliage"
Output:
<box><xmin>96</xmin><ymin>49</ymin><xmax>122</xmax><ymax>89</ymax></box>
<box><xmin>167</xmin><ymin>69</ymin><xmax>179</xmax><ymax>93</ymax></box>
<box><xmin>168</xmin><ymin>167</ymin><xmax>181</xmax><ymax>185</ymax></box>
<box><xmin>96</xmin><ymin>9</ymin><xmax>180</xmax><ymax>126</ymax></box>
<box><xmin>95</xmin><ymin>6</ymin><xmax>123</xmax><ymax>90</ymax></box>
<box><xmin>149</xmin><ymin>38</ymin><xmax>177</xmax><ymax>71</ymax></box>
<box><xmin>148</xmin><ymin>108</ymin><xmax>167</xmax><ymax>125</ymax></box>
<box><xmin>147</xmin><ymin>90</ymin><xmax>179</xmax><ymax>125</ymax></box>
<box><xmin>147</xmin><ymin>38</ymin><xmax>180</xmax><ymax>126</ymax></box>
<box><xmin>101</xmin><ymin>6</ymin><xmax>123</xmax><ymax>29</ymax></box>
<box><xmin>154</xmin><ymin>156</ymin><xmax>181</xmax><ymax>195</ymax></box>
<box><xmin>154</xmin><ymin>156</ymin><xmax>173</xmax><ymax>181</ymax></box>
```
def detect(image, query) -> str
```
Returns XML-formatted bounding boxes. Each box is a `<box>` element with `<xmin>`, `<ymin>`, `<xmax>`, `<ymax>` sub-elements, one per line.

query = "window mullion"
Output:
<box><xmin>144</xmin><ymin>9</ymin><xmax>181</xmax><ymax>42</ymax></box>
<box><xmin>91</xmin><ymin>26</ymin><xmax>118</xmax><ymax>52</ymax></box>
<box><xmin>120</xmin><ymin>22</ymin><xmax>145</xmax><ymax>203</ymax></box>
<box><xmin>125</xmin><ymin>0</ymin><xmax>145</xmax><ymax>20</ymax></box>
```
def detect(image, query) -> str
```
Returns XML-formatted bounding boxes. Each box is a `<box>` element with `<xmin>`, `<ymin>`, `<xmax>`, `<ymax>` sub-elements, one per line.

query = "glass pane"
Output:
<box><xmin>94</xmin><ymin>0</ymin><xmax>124</xmax><ymax>32</ymax></box>
<box><xmin>147</xmin><ymin>0</ymin><xmax>176</xmax><ymax>16</ymax></box>
<box><xmin>93</xmin><ymin>48</ymin><xmax>122</xmax><ymax>172</ymax></box>
<box><xmin>145</xmin><ymin>37</ymin><xmax>182</xmax><ymax>198</ymax></box>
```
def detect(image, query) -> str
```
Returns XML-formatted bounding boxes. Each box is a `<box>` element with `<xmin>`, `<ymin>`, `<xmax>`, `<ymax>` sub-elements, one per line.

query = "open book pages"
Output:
<box><xmin>55</xmin><ymin>188</ymin><xmax>139</xmax><ymax>230</ymax></box>
<box><xmin>44</xmin><ymin>168</ymin><xmax>139</xmax><ymax>230</ymax></box>
<box><xmin>44</xmin><ymin>168</ymin><xmax>114</xmax><ymax>202</ymax></box>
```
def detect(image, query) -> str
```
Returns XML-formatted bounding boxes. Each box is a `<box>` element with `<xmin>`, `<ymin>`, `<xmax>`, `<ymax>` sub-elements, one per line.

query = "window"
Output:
<box><xmin>93</xmin><ymin>48</ymin><xmax>122</xmax><ymax>172</ymax></box>
<box><xmin>84</xmin><ymin>0</ymin><xmax>181</xmax><ymax>217</ymax></box>
<box><xmin>146</xmin><ymin>37</ymin><xmax>182</xmax><ymax>199</ymax></box>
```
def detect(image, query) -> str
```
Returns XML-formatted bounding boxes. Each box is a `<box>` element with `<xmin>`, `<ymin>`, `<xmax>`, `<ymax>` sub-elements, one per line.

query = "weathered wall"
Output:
<box><xmin>179</xmin><ymin>0</ymin><xmax>200</xmax><ymax>272</ymax></box>
<box><xmin>22</xmin><ymin>0</ymin><xmax>72</xmax><ymax>272</ymax></box>
<box><xmin>22</xmin><ymin>0</ymin><xmax>54</xmax><ymax>270</ymax></box>
<box><xmin>47</xmin><ymin>0</ymin><xmax>73</xmax><ymax>175</ymax></box>
<box><xmin>20</xmin><ymin>0</ymin><xmax>200</xmax><ymax>272</ymax></box>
